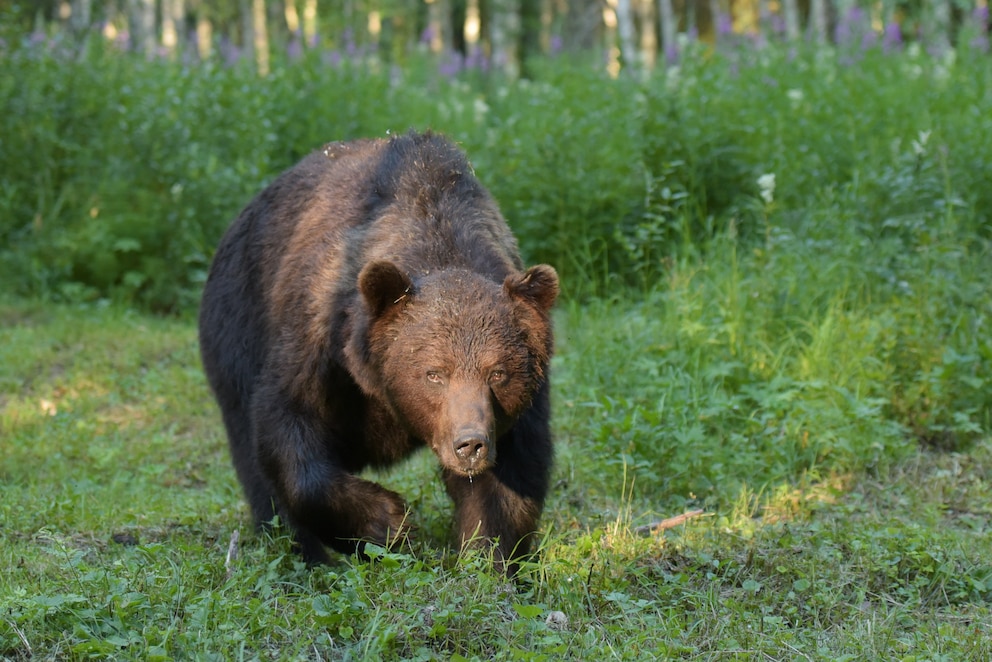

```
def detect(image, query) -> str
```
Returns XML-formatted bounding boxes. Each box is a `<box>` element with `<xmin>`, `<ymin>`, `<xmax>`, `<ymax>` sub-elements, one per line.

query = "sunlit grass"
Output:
<box><xmin>2</xmin><ymin>285</ymin><xmax>989</xmax><ymax>658</ymax></box>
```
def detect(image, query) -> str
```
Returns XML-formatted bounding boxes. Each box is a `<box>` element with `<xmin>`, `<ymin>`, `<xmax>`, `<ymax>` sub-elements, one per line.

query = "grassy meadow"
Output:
<box><xmin>2</xmin><ymin>29</ymin><xmax>992</xmax><ymax>660</ymax></box>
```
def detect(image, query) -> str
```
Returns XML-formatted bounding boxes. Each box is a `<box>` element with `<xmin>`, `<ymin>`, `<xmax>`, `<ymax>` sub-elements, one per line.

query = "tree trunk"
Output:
<box><xmin>70</xmin><ymin>0</ymin><xmax>92</xmax><ymax>37</ymax></box>
<box><xmin>489</xmin><ymin>0</ymin><xmax>520</xmax><ymax>77</ymax></box>
<box><xmin>639</xmin><ymin>0</ymin><xmax>657</xmax><ymax>69</ymax></box>
<box><xmin>707</xmin><ymin>0</ymin><xmax>721</xmax><ymax>43</ymax></box>
<box><xmin>614</xmin><ymin>0</ymin><xmax>638</xmax><ymax>71</ymax></box>
<box><xmin>808</xmin><ymin>0</ymin><xmax>827</xmax><ymax>43</ymax></box>
<box><xmin>464</xmin><ymin>0</ymin><xmax>481</xmax><ymax>54</ymax></box>
<box><xmin>782</xmin><ymin>0</ymin><xmax>800</xmax><ymax>40</ymax></box>
<box><xmin>929</xmin><ymin>0</ymin><xmax>952</xmax><ymax>53</ymax></box>
<box><xmin>285</xmin><ymin>0</ymin><xmax>300</xmax><ymax>35</ymax></box>
<box><xmin>127</xmin><ymin>0</ymin><xmax>156</xmax><ymax>56</ymax></box>
<box><xmin>196</xmin><ymin>13</ymin><xmax>213</xmax><ymax>59</ymax></box>
<box><xmin>303</xmin><ymin>0</ymin><xmax>318</xmax><ymax>47</ymax></box>
<box><xmin>161</xmin><ymin>0</ymin><xmax>185</xmax><ymax>55</ymax></box>
<box><xmin>561</xmin><ymin>0</ymin><xmax>601</xmax><ymax>53</ymax></box>
<box><xmin>426</xmin><ymin>0</ymin><xmax>447</xmax><ymax>52</ymax></box>
<box><xmin>657</xmin><ymin>0</ymin><xmax>677</xmax><ymax>64</ymax></box>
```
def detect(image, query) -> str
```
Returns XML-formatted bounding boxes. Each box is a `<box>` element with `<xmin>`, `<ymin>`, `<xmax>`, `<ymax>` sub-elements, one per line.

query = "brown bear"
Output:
<box><xmin>198</xmin><ymin>131</ymin><xmax>558</xmax><ymax>572</ymax></box>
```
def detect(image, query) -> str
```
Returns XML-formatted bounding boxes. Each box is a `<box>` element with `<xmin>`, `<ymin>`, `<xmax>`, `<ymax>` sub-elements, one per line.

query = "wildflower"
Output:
<box><xmin>758</xmin><ymin>173</ymin><xmax>776</xmax><ymax>205</ymax></box>
<box><xmin>911</xmin><ymin>130</ymin><xmax>931</xmax><ymax>157</ymax></box>
<box><xmin>882</xmin><ymin>21</ymin><xmax>902</xmax><ymax>52</ymax></box>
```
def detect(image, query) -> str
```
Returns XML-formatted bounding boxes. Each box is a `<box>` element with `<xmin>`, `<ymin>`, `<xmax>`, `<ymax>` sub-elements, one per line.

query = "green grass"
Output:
<box><xmin>2</xmin><ymin>286</ymin><xmax>990</xmax><ymax>659</ymax></box>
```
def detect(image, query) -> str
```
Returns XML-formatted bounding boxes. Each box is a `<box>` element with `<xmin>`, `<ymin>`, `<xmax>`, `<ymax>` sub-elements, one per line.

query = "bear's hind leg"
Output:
<box><xmin>217</xmin><ymin>401</ymin><xmax>277</xmax><ymax>528</ymax></box>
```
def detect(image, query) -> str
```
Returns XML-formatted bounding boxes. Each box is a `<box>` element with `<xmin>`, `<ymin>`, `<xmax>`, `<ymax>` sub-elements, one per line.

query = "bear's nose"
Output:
<box><xmin>453</xmin><ymin>433</ymin><xmax>489</xmax><ymax>466</ymax></box>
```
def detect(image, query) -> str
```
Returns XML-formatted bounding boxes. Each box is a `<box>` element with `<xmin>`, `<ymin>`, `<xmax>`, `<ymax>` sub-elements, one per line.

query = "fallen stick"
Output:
<box><xmin>635</xmin><ymin>509</ymin><xmax>705</xmax><ymax>536</ymax></box>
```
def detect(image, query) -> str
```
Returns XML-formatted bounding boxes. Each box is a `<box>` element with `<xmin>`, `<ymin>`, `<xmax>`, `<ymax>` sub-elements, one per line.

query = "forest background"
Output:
<box><xmin>1</xmin><ymin>0</ymin><xmax>992</xmax><ymax>659</ymax></box>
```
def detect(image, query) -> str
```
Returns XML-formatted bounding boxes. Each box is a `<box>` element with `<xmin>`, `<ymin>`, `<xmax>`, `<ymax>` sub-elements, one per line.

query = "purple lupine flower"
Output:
<box><xmin>971</xmin><ymin>32</ymin><xmax>990</xmax><ymax>53</ymax></box>
<box><xmin>834</xmin><ymin>6</ymin><xmax>867</xmax><ymax>47</ymax></box>
<box><xmin>882</xmin><ymin>21</ymin><xmax>902</xmax><ymax>52</ymax></box>
<box><xmin>439</xmin><ymin>51</ymin><xmax>462</xmax><ymax>77</ymax></box>
<box><xmin>322</xmin><ymin>49</ymin><xmax>341</xmax><ymax>68</ymax></box>
<box><xmin>219</xmin><ymin>36</ymin><xmax>241</xmax><ymax>66</ymax></box>
<box><xmin>343</xmin><ymin>27</ymin><xmax>358</xmax><ymax>57</ymax></box>
<box><xmin>113</xmin><ymin>30</ymin><xmax>130</xmax><ymax>51</ymax></box>
<box><xmin>749</xmin><ymin>30</ymin><xmax>768</xmax><ymax>50</ymax></box>
<box><xmin>834</xmin><ymin>18</ymin><xmax>852</xmax><ymax>46</ymax></box>
<box><xmin>465</xmin><ymin>46</ymin><xmax>489</xmax><ymax>72</ymax></box>
<box><xmin>28</xmin><ymin>30</ymin><xmax>46</xmax><ymax>48</ymax></box>
<box><xmin>770</xmin><ymin>15</ymin><xmax>786</xmax><ymax>36</ymax></box>
<box><xmin>975</xmin><ymin>5</ymin><xmax>989</xmax><ymax>26</ymax></box>
<box><xmin>549</xmin><ymin>34</ymin><xmax>563</xmax><ymax>55</ymax></box>
<box><xmin>665</xmin><ymin>42</ymin><xmax>679</xmax><ymax>65</ymax></box>
<box><xmin>420</xmin><ymin>26</ymin><xmax>435</xmax><ymax>45</ymax></box>
<box><xmin>860</xmin><ymin>26</ymin><xmax>878</xmax><ymax>51</ymax></box>
<box><xmin>287</xmin><ymin>37</ymin><xmax>302</xmax><ymax>60</ymax></box>
<box><xmin>971</xmin><ymin>6</ymin><xmax>990</xmax><ymax>52</ymax></box>
<box><xmin>716</xmin><ymin>13</ymin><xmax>733</xmax><ymax>37</ymax></box>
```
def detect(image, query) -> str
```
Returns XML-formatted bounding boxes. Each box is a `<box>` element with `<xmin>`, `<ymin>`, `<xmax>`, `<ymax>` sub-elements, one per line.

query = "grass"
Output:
<box><xmin>1</xmin><ymin>290</ymin><xmax>990</xmax><ymax>660</ymax></box>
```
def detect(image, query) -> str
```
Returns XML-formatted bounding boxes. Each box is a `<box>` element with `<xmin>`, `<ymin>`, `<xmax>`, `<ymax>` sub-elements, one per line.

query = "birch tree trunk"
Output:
<box><xmin>426</xmin><ymin>0</ymin><xmax>447</xmax><ymax>52</ymax></box>
<box><xmin>614</xmin><ymin>0</ymin><xmax>638</xmax><ymax>71</ymax></box>
<box><xmin>161</xmin><ymin>0</ymin><xmax>185</xmax><ymax>55</ymax></box>
<box><xmin>707</xmin><ymin>0</ymin><xmax>721</xmax><ymax>44</ymax></box>
<box><xmin>303</xmin><ymin>0</ymin><xmax>318</xmax><ymax>46</ymax></box>
<box><xmin>285</xmin><ymin>0</ymin><xmax>301</xmax><ymax>36</ymax></box>
<box><xmin>70</xmin><ymin>0</ymin><xmax>92</xmax><ymax>37</ymax></box>
<box><xmin>639</xmin><ymin>0</ymin><xmax>657</xmax><ymax>69</ymax></box>
<box><xmin>464</xmin><ymin>0</ymin><xmax>482</xmax><ymax>55</ymax></box>
<box><xmin>657</xmin><ymin>0</ymin><xmax>677</xmax><ymax>64</ymax></box>
<box><xmin>808</xmin><ymin>0</ymin><xmax>827</xmax><ymax>43</ymax></box>
<box><xmin>489</xmin><ymin>0</ymin><xmax>520</xmax><ymax>77</ymax></box>
<box><xmin>254</xmin><ymin>0</ymin><xmax>270</xmax><ymax>74</ymax></box>
<box><xmin>561</xmin><ymin>0</ymin><xmax>600</xmax><ymax>52</ymax></box>
<box><xmin>128</xmin><ymin>0</ymin><xmax>156</xmax><ymax>56</ymax></box>
<box><xmin>929</xmin><ymin>0</ymin><xmax>952</xmax><ymax>53</ymax></box>
<box><xmin>196</xmin><ymin>13</ymin><xmax>213</xmax><ymax>59</ymax></box>
<box><xmin>782</xmin><ymin>0</ymin><xmax>800</xmax><ymax>40</ymax></box>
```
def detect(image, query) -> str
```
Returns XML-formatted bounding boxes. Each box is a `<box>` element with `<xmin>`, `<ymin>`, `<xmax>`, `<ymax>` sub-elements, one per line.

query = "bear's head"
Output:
<box><xmin>354</xmin><ymin>261</ymin><xmax>558</xmax><ymax>476</ymax></box>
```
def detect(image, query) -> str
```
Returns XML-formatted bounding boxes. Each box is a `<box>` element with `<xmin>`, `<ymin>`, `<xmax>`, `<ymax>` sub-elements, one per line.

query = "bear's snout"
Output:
<box><xmin>453</xmin><ymin>432</ymin><xmax>490</xmax><ymax>470</ymax></box>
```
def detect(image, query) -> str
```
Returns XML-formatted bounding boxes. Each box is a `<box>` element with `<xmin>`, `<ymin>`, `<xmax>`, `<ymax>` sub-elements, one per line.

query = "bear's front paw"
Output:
<box><xmin>354</xmin><ymin>486</ymin><xmax>411</xmax><ymax>549</ymax></box>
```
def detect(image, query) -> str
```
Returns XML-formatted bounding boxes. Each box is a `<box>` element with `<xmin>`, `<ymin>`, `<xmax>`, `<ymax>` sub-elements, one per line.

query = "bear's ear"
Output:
<box><xmin>503</xmin><ymin>264</ymin><xmax>559</xmax><ymax>312</ymax></box>
<box><xmin>358</xmin><ymin>261</ymin><xmax>413</xmax><ymax>319</ymax></box>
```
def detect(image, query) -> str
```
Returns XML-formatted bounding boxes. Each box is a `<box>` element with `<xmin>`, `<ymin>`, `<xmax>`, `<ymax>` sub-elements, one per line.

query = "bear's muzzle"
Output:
<box><xmin>453</xmin><ymin>431</ymin><xmax>490</xmax><ymax>473</ymax></box>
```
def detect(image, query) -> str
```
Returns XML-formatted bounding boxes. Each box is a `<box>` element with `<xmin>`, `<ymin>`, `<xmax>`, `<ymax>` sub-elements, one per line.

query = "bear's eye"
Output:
<box><xmin>488</xmin><ymin>369</ymin><xmax>507</xmax><ymax>385</ymax></box>
<box><xmin>426</xmin><ymin>370</ymin><xmax>444</xmax><ymax>384</ymax></box>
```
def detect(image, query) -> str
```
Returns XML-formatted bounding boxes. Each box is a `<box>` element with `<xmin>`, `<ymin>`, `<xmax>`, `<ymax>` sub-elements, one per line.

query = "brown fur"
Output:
<box><xmin>198</xmin><ymin>132</ymin><xmax>558</xmax><ymax>571</ymax></box>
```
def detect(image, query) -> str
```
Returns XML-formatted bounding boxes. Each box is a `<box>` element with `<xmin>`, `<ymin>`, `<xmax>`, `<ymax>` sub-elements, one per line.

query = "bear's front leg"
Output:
<box><xmin>444</xmin><ymin>469</ymin><xmax>544</xmax><ymax>571</ymax></box>
<box><xmin>253</xmin><ymin>400</ymin><xmax>409</xmax><ymax>564</ymax></box>
<box><xmin>443</xmin><ymin>422</ymin><xmax>551</xmax><ymax>574</ymax></box>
